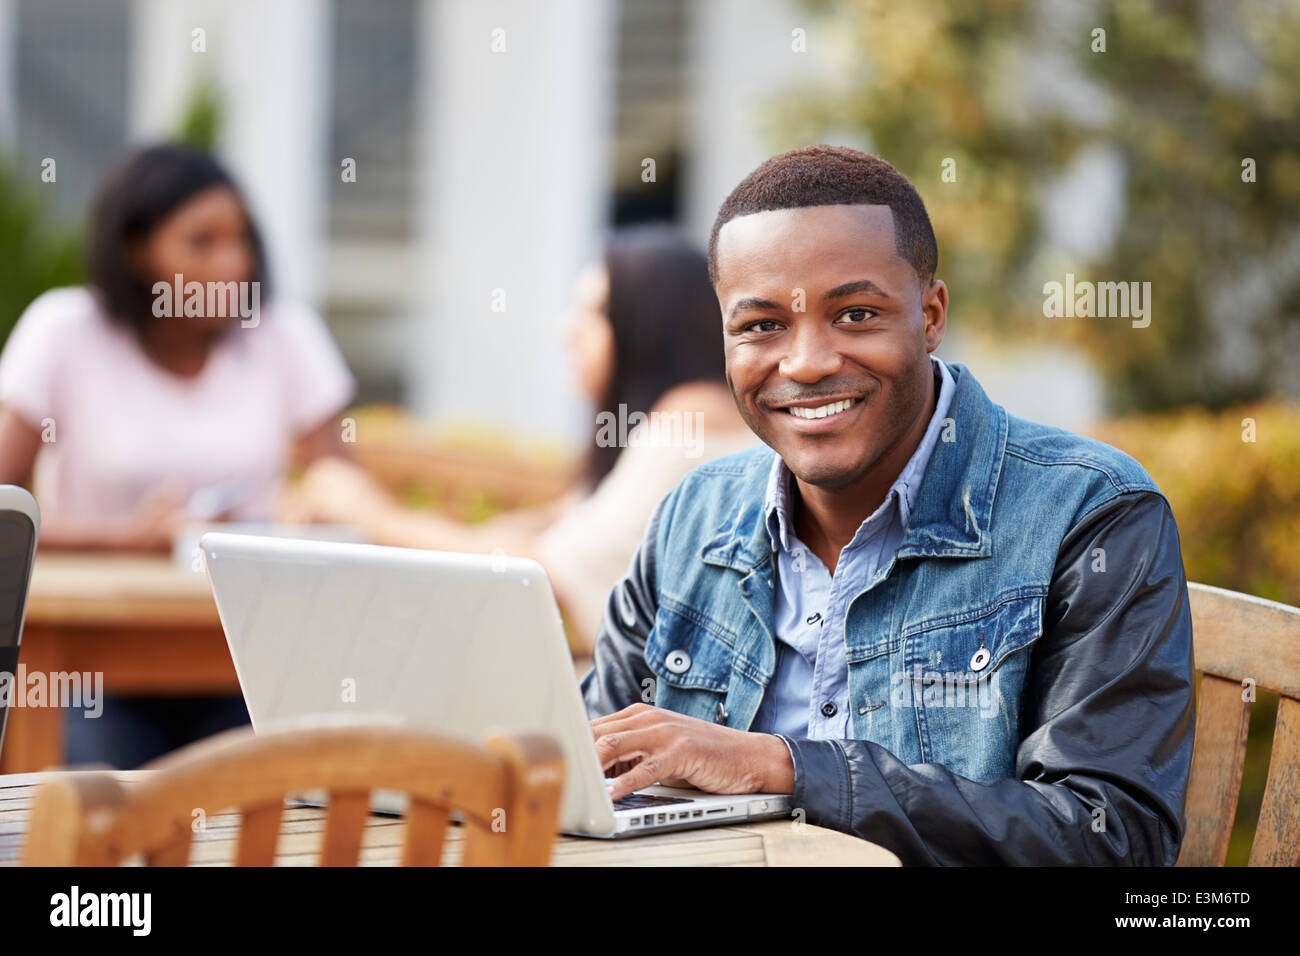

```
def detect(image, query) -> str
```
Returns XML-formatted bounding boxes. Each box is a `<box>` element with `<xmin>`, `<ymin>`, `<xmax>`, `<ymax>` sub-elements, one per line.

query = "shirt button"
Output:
<box><xmin>821</xmin><ymin>701</ymin><xmax>837</xmax><ymax>718</ymax></box>
<box><xmin>665</xmin><ymin>650</ymin><xmax>691</xmax><ymax>674</ymax></box>
<box><xmin>806</xmin><ymin>611</ymin><xmax>822</xmax><ymax>626</ymax></box>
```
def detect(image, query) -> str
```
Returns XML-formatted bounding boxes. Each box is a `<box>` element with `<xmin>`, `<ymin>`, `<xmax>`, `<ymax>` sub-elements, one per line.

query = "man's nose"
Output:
<box><xmin>778</xmin><ymin>324</ymin><xmax>842</xmax><ymax>382</ymax></box>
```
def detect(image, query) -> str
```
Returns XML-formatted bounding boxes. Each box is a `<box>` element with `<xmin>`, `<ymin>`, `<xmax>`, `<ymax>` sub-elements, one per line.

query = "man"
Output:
<box><xmin>580</xmin><ymin>145</ymin><xmax>1195</xmax><ymax>866</ymax></box>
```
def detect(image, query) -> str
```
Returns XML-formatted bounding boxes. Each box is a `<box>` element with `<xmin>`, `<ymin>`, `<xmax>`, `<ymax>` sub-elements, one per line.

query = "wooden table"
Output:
<box><xmin>1</xmin><ymin>550</ymin><xmax>602</xmax><ymax>774</ymax></box>
<box><xmin>1</xmin><ymin>553</ymin><xmax>235</xmax><ymax>773</ymax></box>
<box><xmin>0</xmin><ymin>770</ymin><xmax>901</xmax><ymax>866</ymax></box>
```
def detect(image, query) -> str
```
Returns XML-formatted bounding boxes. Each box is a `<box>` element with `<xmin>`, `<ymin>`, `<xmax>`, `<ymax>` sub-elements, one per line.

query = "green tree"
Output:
<box><xmin>175</xmin><ymin>77</ymin><xmax>223</xmax><ymax>152</ymax></box>
<box><xmin>770</xmin><ymin>0</ymin><xmax>1300</xmax><ymax>413</ymax></box>
<box><xmin>0</xmin><ymin>162</ymin><xmax>84</xmax><ymax>346</ymax></box>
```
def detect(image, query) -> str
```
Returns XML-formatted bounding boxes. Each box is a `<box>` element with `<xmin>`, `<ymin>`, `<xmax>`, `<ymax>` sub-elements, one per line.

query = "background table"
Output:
<box><xmin>1</xmin><ymin>553</ymin><xmax>235</xmax><ymax>773</ymax></box>
<box><xmin>2</xmin><ymin>551</ymin><xmax>600</xmax><ymax>773</ymax></box>
<box><xmin>0</xmin><ymin>770</ymin><xmax>901</xmax><ymax>866</ymax></box>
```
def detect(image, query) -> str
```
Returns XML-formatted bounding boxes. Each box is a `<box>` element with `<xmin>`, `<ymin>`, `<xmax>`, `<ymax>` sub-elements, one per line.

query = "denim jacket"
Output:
<box><xmin>580</xmin><ymin>361</ymin><xmax>1196</xmax><ymax>865</ymax></box>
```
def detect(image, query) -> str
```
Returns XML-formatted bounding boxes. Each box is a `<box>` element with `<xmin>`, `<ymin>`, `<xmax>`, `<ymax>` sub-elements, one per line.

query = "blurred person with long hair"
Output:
<box><xmin>0</xmin><ymin>143</ymin><xmax>355</xmax><ymax>547</ymax></box>
<box><xmin>0</xmin><ymin>143</ymin><xmax>356</xmax><ymax>765</ymax></box>
<box><xmin>286</xmin><ymin>225</ymin><xmax>757</xmax><ymax>653</ymax></box>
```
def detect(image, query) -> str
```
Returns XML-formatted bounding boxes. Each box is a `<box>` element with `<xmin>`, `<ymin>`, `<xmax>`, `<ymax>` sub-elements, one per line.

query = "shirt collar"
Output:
<box><xmin>763</xmin><ymin>356</ymin><xmax>955</xmax><ymax>553</ymax></box>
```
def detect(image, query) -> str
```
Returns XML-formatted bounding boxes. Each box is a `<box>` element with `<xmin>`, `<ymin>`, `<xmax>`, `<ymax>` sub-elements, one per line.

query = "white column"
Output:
<box><xmin>130</xmin><ymin>0</ymin><xmax>331</xmax><ymax>309</ymax></box>
<box><xmin>129</xmin><ymin>0</ymin><xmax>201</xmax><ymax>140</ymax></box>
<box><xmin>683</xmin><ymin>0</ymin><xmax>845</xmax><ymax>244</ymax></box>
<box><xmin>409</xmin><ymin>0</ymin><xmax>615</xmax><ymax>444</ymax></box>
<box><xmin>0</xmin><ymin>0</ymin><xmax>17</xmax><ymax>147</ymax></box>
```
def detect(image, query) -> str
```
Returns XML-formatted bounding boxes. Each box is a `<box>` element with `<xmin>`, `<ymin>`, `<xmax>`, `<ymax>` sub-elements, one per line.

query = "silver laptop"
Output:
<box><xmin>199</xmin><ymin>532</ymin><xmax>791</xmax><ymax>838</ymax></box>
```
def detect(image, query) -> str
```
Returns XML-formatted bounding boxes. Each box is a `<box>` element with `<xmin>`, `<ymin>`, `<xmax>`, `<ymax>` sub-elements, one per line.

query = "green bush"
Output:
<box><xmin>1089</xmin><ymin>401</ymin><xmax>1300</xmax><ymax>605</ymax></box>
<box><xmin>0</xmin><ymin>161</ymin><xmax>84</xmax><ymax>348</ymax></box>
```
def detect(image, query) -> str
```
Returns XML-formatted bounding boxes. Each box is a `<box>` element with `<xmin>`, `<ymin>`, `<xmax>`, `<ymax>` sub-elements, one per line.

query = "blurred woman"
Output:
<box><xmin>286</xmin><ymin>225</ymin><xmax>757</xmax><ymax>653</ymax></box>
<box><xmin>0</xmin><ymin>143</ymin><xmax>355</xmax><ymax>548</ymax></box>
<box><xmin>0</xmin><ymin>143</ymin><xmax>356</xmax><ymax>766</ymax></box>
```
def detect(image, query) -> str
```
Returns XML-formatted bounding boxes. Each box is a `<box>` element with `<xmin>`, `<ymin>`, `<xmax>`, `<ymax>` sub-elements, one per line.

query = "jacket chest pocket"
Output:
<box><xmin>900</xmin><ymin>592</ymin><xmax>1044</xmax><ymax>780</ymax></box>
<box><xmin>644</xmin><ymin>603</ymin><xmax>735</xmax><ymax>723</ymax></box>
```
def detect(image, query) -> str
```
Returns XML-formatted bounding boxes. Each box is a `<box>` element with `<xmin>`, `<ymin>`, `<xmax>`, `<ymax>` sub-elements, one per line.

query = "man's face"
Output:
<box><xmin>716</xmin><ymin>204</ymin><xmax>947</xmax><ymax>490</ymax></box>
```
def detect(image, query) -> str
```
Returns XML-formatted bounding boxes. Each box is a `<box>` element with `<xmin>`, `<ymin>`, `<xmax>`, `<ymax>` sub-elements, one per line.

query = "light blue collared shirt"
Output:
<box><xmin>751</xmin><ymin>356</ymin><xmax>956</xmax><ymax>739</ymax></box>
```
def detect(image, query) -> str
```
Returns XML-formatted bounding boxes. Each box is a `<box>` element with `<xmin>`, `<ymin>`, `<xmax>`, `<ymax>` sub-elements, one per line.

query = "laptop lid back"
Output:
<box><xmin>199</xmin><ymin>532</ymin><xmax>617</xmax><ymax>835</ymax></box>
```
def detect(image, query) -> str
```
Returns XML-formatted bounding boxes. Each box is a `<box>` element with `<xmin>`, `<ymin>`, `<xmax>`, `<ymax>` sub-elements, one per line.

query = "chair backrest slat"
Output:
<box><xmin>236</xmin><ymin>802</ymin><xmax>284</xmax><ymax>866</ymax></box>
<box><xmin>1176</xmin><ymin>675</ymin><xmax>1251</xmax><ymax>866</ymax></box>
<box><xmin>461</xmin><ymin>819</ymin><xmax>509</xmax><ymax>867</ymax></box>
<box><xmin>1183</xmin><ymin>583</ymin><xmax>1300</xmax><ymax>867</ymax></box>
<box><xmin>401</xmin><ymin>799</ymin><xmax>450</xmax><ymax>866</ymax></box>
<box><xmin>321</xmin><ymin>790</ymin><xmax>371</xmax><ymax>866</ymax></box>
<box><xmin>1248</xmin><ymin>696</ymin><xmax>1300</xmax><ymax>867</ymax></box>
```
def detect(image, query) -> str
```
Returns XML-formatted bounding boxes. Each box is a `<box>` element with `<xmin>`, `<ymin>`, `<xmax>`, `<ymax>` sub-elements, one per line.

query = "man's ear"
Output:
<box><xmin>922</xmin><ymin>278</ymin><xmax>948</xmax><ymax>352</ymax></box>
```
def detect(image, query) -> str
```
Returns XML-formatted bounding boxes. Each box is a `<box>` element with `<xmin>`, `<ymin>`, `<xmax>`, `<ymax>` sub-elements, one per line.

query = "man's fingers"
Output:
<box><xmin>589</xmin><ymin>714</ymin><xmax>658</xmax><ymax>746</ymax></box>
<box><xmin>589</xmin><ymin>703</ymin><xmax>655</xmax><ymax>731</ymax></box>
<box><xmin>592</xmin><ymin>726</ymin><xmax>664</xmax><ymax>772</ymax></box>
<box><xmin>606</xmin><ymin>752</ymin><xmax>669</xmax><ymax>802</ymax></box>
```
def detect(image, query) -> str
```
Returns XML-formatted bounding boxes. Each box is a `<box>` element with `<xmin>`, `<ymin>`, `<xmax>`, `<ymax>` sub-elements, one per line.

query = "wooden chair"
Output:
<box><xmin>351</xmin><ymin>436</ymin><xmax>578</xmax><ymax>521</ymax></box>
<box><xmin>22</xmin><ymin>724</ymin><xmax>565</xmax><ymax>867</ymax></box>
<box><xmin>1178</xmin><ymin>582</ymin><xmax>1300</xmax><ymax>866</ymax></box>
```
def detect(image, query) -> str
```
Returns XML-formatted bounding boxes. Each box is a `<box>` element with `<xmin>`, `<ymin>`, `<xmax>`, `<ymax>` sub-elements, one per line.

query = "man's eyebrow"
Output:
<box><xmin>728</xmin><ymin>296</ymin><xmax>785</xmax><ymax>320</ymax></box>
<box><xmin>824</xmin><ymin>279</ymin><xmax>890</xmax><ymax>299</ymax></box>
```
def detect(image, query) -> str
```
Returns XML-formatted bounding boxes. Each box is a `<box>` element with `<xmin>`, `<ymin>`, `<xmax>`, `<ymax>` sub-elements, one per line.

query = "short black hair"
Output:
<box><xmin>86</xmin><ymin>143</ymin><xmax>271</xmax><ymax>329</ymax></box>
<box><xmin>707</xmin><ymin>144</ymin><xmax>938</xmax><ymax>289</ymax></box>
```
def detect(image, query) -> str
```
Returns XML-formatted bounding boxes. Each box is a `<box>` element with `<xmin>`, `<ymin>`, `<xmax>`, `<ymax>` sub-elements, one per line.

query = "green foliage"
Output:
<box><xmin>0</xmin><ymin>162</ymin><xmax>84</xmax><ymax>347</ymax></box>
<box><xmin>175</xmin><ymin>78</ymin><xmax>223</xmax><ymax>152</ymax></box>
<box><xmin>1090</xmin><ymin>400</ymin><xmax>1300</xmax><ymax>604</ymax></box>
<box><xmin>774</xmin><ymin>0</ymin><xmax>1300</xmax><ymax>414</ymax></box>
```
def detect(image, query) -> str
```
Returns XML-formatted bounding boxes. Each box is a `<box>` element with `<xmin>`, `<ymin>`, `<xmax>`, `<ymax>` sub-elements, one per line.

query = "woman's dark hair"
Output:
<box><xmin>585</xmin><ymin>225</ymin><xmax>726</xmax><ymax>486</ymax></box>
<box><xmin>86</xmin><ymin>143</ymin><xmax>271</xmax><ymax>328</ymax></box>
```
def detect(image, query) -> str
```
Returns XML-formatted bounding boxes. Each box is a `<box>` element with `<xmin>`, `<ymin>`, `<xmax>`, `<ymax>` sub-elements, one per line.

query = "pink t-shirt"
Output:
<box><xmin>0</xmin><ymin>287</ymin><xmax>355</xmax><ymax>523</ymax></box>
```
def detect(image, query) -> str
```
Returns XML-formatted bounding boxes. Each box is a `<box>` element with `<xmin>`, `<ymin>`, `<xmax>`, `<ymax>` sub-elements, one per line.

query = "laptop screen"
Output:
<box><xmin>0</xmin><ymin>509</ymin><xmax>37</xmax><ymax>758</ymax></box>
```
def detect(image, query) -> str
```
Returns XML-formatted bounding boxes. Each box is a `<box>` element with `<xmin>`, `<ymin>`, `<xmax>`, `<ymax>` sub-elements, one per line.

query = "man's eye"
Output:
<box><xmin>745</xmin><ymin>319</ymin><xmax>781</xmax><ymax>333</ymax></box>
<box><xmin>837</xmin><ymin>309</ymin><xmax>875</xmax><ymax>325</ymax></box>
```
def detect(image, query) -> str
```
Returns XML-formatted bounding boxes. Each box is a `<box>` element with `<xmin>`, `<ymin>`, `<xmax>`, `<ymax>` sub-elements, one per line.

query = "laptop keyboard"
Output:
<box><xmin>612</xmin><ymin>793</ymin><xmax>695</xmax><ymax>810</ymax></box>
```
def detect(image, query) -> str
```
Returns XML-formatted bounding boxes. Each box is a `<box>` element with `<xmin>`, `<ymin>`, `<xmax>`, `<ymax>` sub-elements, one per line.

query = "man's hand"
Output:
<box><xmin>590</xmin><ymin>703</ymin><xmax>795</xmax><ymax>801</ymax></box>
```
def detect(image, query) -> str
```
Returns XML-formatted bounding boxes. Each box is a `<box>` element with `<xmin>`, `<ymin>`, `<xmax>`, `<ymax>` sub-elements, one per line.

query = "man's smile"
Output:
<box><xmin>767</xmin><ymin>393</ymin><xmax>868</xmax><ymax>433</ymax></box>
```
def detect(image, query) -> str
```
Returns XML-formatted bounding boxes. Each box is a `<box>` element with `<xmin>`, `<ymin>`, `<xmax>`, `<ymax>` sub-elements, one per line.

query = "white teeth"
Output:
<box><xmin>787</xmin><ymin>398</ymin><xmax>856</xmax><ymax>419</ymax></box>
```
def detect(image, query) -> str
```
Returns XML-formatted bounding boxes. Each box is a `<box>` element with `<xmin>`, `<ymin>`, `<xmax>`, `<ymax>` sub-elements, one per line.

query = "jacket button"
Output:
<box><xmin>857</xmin><ymin>704</ymin><xmax>869</xmax><ymax>715</ymax></box>
<box><xmin>821</xmin><ymin>701</ymin><xmax>837</xmax><ymax>718</ymax></box>
<box><xmin>715</xmin><ymin>702</ymin><xmax>728</xmax><ymax>724</ymax></box>
<box><xmin>665</xmin><ymin>649</ymin><xmax>691</xmax><ymax>674</ymax></box>
<box><xmin>969</xmin><ymin>647</ymin><xmax>991</xmax><ymax>672</ymax></box>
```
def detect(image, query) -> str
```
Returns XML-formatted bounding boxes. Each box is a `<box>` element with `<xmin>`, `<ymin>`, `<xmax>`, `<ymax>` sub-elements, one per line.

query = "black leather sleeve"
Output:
<box><xmin>578</xmin><ymin>496</ymin><xmax>663</xmax><ymax>718</ymax></box>
<box><xmin>779</xmin><ymin>490</ymin><xmax>1197</xmax><ymax>865</ymax></box>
